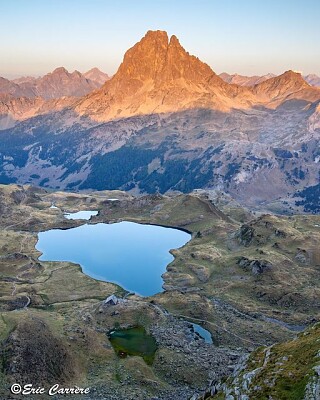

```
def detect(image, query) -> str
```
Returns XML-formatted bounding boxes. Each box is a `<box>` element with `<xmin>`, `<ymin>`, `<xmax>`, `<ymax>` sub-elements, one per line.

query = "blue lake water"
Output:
<box><xmin>36</xmin><ymin>221</ymin><xmax>190</xmax><ymax>296</ymax></box>
<box><xmin>64</xmin><ymin>210</ymin><xmax>98</xmax><ymax>220</ymax></box>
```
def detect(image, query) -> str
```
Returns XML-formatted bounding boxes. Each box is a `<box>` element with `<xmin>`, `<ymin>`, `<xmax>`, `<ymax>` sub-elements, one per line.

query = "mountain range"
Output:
<box><xmin>0</xmin><ymin>66</ymin><xmax>109</xmax><ymax>100</ymax></box>
<box><xmin>219</xmin><ymin>72</ymin><xmax>320</xmax><ymax>87</ymax></box>
<box><xmin>219</xmin><ymin>72</ymin><xmax>277</xmax><ymax>86</ymax></box>
<box><xmin>0</xmin><ymin>30</ymin><xmax>319</xmax><ymax>211</ymax></box>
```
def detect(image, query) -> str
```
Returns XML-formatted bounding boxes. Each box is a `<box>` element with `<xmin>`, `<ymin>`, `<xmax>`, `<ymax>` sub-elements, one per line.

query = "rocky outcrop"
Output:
<box><xmin>238</xmin><ymin>257</ymin><xmax>272</xmax><ymax>275</ymax></box>
<box><xmin>235</xmin><ymin>224</ymin><xmax>255</xmax><ymax>246</ymax></box>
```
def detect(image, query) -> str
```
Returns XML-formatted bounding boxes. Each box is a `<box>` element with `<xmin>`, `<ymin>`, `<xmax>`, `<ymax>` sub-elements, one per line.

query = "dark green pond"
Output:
<box><xmin>107</xmin><ymin>326</ymin><xmax>157</xmax><ymax>365</ymax></box>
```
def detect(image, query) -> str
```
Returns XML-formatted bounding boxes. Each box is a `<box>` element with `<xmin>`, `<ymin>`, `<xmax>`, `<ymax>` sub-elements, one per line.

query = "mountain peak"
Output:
<box><xmin>83</xmin><ymin>68</ymin><xmax>110</xmax><ymax>85</ymax></box>
<box><xmin>107</xmin><ymin>30</ymin><xmax>216</xmax><ymax>87</ymax></box>
<box><xmin>252</xmin><ymin>68</ymin><xmax>311</xmax><ymax>103</ymax></box>
<box><xmin>143</xmin><ymin>29</ymin><xmax>169</xmax><ymax>43</ymax></box>
<box><xmin>282</xmin><ymin>69</ymin><xmax>305</xmax><ymax>80</ymax></box>
<box><xmin>51</xmin><ymin>67</ymin><xmax>69</xmax><ymax>75</ymax></box>
<box><xmin>76</xmin><ymin>30</ymin><xmax>237</xmax><ymax>121</ymax></box>
<box><xmin>273</xmin><ymin>70</ymin><xmax>309</xmax><ymax>87</ymax></box>
<box><xmin>304</xmin><ymin>73</ymin><xmax>320</xmax><ymax>87</ymax></box>
<box><xmin>85</xmin><ymin>67</ymin><xmax>102</xmax><ymax>74</ymax></box>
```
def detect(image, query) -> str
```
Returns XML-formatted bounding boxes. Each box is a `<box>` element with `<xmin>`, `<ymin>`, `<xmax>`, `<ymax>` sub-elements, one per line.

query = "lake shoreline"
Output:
<box><xmin>36</xmin><ymin>219</ymin><xmax>191</xmax><ymax>297</ymax></box>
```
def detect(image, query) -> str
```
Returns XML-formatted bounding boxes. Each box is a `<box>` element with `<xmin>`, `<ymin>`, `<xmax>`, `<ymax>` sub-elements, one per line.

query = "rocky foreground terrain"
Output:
<box><xmin>0</xmin><ymin>184</ymin><xmax>319</xmax><ymax>399</ymax></box>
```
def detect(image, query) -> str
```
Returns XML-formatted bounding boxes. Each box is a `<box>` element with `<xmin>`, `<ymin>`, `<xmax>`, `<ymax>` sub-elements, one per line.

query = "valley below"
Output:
<box><xmin>0</xmin><ymin>184</ymin><xmax>319</xmax><ymax>399</ymax></box>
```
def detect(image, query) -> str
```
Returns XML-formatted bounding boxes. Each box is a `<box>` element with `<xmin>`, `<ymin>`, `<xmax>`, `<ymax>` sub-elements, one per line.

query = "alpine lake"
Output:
<box><xmin>36</xmin><ymin>210</ymin><xmax>212</xmax><ymax>363</ymax></box>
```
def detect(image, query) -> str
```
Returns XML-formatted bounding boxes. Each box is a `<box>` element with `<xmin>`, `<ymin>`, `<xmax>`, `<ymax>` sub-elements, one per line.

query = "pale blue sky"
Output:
<box><xmin>1</xmin><ymin>0</ymin><xmax>319</xmax><ymax>78</ymax></box>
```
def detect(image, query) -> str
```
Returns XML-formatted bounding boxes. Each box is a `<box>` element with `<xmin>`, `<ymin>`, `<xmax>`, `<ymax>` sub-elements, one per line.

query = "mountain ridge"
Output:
<box><xmin>220</xmin><ymin>71</ymin><xmax>320</xmax><ymax>88</ymax></box>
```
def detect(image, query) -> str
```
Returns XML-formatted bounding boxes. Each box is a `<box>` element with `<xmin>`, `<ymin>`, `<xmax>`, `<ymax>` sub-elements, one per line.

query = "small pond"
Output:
<box><xmin>191</xmin><ymin>322</ymin><xmax>213</xmax><ymax>344</ymax></box>
<box><xmin>107</xmin><ymin>326</ymin><xmax>157</xmax><ymax>365</ymax></box>
<box><xmin>36</xmin><ymin>221</ymin><xmax>190</xmax><ymax>296</ymax></box>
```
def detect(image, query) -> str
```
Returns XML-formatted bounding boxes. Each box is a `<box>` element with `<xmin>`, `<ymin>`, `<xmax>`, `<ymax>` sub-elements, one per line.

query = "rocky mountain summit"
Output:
<box><xmin>1</xmin><ymin>31</ymin><xmax>319</xmax><ymax>125</ymax></box>
<box><xmin>75</xmin><ymin>31</ymin><xmax>320</xmax><ymax>122</ymax></box>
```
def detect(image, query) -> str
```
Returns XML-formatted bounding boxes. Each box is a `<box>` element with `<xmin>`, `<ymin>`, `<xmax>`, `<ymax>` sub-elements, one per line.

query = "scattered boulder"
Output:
<box><xmin>295</xmin><ymin>248</ymin><xmax>310</xmax><ymax>264</ymax></box>
<box><xmin>104</xmin><ymin>294</ymin><xmax>124</xmax><ymax>306</ymax></box>
<box><xmin>275</xmin><ymin>228</ymin><xmax>286</xmax><ymax>238</ymax></box>
<box><xmin>238</xmin><ymin>257</ymin><xmax>272</xmax><ymax>275</ymax></box>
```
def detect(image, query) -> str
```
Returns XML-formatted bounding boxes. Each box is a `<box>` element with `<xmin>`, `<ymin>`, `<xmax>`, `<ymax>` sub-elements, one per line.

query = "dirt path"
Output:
<box><xmin>3</xmin><ymin>215</ymin><xmax>33</xmax><ymax>231</ymax></box>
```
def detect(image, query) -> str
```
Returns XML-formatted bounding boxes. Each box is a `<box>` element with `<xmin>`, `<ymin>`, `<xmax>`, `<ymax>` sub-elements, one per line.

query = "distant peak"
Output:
<box><xmin>278</xmin><ymin>70</ymin><xmax>309</xmax><ymax>85</ymax></box>
<box><xmin>305</xmin><ymin>73</ymin><xmax>319</xmax><ymax>79</ymax></box>
<box><xmin>51</xmin><ymin>67</ymin><xmax>69</xmax><ymax>75</ymax></box>
<box><xmin>72</xmin><ymin>70</ymin><xmax>82</xmax><ymax>77</ymax></box>
<box><xmin>283</xmin><ymin>69</ymin><xmax>301</xmax><ymax>76</ymax></box>
<box><xmin>86</xmin><ymin>67</ymin><xmax>100</xmax><ymax>73</ymax></box>
<box><xmin>83</xmin><ymin>68</ymin><xmax>109</xmax><ymax>85</ymax></box>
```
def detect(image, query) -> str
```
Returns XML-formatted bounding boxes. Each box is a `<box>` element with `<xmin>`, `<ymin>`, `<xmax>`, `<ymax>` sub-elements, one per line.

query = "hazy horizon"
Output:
<box><xmin>1</xmin><ymin>0</ymin><xmax>319</xmax><ymax>79</ymax></box>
